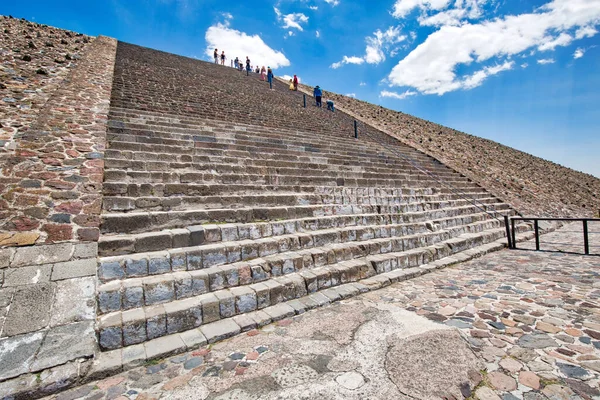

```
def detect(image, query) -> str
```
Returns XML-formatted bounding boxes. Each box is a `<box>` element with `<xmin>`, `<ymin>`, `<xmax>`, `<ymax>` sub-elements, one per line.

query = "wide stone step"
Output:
<box><xmin>102</xmin><ymin>182</ymin><xmax>486</xmax><ymax>199</ymax></box>
<box><xmin>98</xmin><ymin>205</ymin><xmax>511</xmax><ymax>256</ymax></box>
<box><xmin>96</xmin><ymin>224</ymin><xmax>516</xmax><ymax>350</ymax></box>
<box><xmin>101</xmin><ymin>191</ymin><xmax>500</xmax><ymax>213</ymax></box>
<box><xmin>100</xmin><ymin>199</ymin><xmax>512</xmax><ymax>235</ymax></box>
<box><xmin>105</xmin><ymin>136</ymin><xmax>454</xmax><ymax>177</ymax></box>
<box><xmin>105</xmin><ymin>123</ymin><xmax>443</xmax><ymax>166</ymax></box>
<box><xmin>97</xmin><ymin>217</ymin><xmax>503</xmax><ymax>288</ymax></box>
<box><xmin>103</xmin><ymin>168</ymin><xmax>481</xmax><ymax>191</ymax></box>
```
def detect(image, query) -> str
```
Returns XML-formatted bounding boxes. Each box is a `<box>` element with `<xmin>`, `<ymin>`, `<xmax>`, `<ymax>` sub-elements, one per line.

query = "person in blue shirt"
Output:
<box><xmin>314</xmin><ymin>85</ymin><xmax>322</xmax><ymax>107</ymax></box>
<box><xmin>267</xmin><ymin>67</ymin><xmax>274</xmax><ymax>89</ymax></box>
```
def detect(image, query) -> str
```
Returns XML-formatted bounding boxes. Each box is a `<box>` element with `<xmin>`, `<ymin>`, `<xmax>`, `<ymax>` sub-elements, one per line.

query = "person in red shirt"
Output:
<box><xmin>293</xmin><ymin>75</ymin><xmax>299</xmax><ymax>91</ymax></box>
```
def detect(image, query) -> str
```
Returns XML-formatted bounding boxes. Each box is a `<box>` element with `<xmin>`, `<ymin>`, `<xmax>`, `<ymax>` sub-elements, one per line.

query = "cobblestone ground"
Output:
<box><xmin>45</xmin><ymin>224</ymin><xmax>600</xmax><ymax>400</ymax></box>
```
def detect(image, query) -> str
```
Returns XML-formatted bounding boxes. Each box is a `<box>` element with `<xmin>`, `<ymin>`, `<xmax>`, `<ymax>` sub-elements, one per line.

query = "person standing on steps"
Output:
<box><xmin>221</xmin><ymin>51</ymin><xmax>226</xmax><ymax>65</ymax></box>
<box><xmin>260</xmin><ymin>66</ymin><xmax>266</xmax><ymax>81</ymax></box>
<box><xmin>234</xmin><ymin>57</ymin><xmax>239</xmax><ymax>69</ymax></box>
<box><xmin>213</xmin><ymin>48</ymin><xmax>218</xmax><ymax>64</ymax></box>
<box><xmin>289</xmin><ymin>79</ymin><xmax>295</xmax><ymax>90</ymax></box>
<box><xmin>246</xmin><ymin>56</ymin><xmax>251</xmax><ymax>76</ymax></box>
<box><xmin>267</xmin><ymin>67</ymin><xmax>274</xmax><ymax>88</ymax></box>
<box><xmin>314</xmin><ymin>85</ymin><xmax>323</xmax><ymax>107</ymax></box>
<box><xmin>293</xmin><ymin>74</ymin><xmax>299</xmax><ymax>91</ymax></box>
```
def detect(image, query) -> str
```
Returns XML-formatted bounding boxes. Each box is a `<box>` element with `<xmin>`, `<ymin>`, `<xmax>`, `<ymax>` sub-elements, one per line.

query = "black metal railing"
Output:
<box><xmin>507</xmin><ymin>217</ymin><xmax>600</xmax><ymax>255</ymax></box>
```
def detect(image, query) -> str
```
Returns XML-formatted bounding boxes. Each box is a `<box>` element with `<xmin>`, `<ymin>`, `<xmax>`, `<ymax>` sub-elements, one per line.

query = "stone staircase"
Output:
<box><xmin>96</xmin><ymin>42</ymin><xmax>525</xmax><ymax>352</ymax></box>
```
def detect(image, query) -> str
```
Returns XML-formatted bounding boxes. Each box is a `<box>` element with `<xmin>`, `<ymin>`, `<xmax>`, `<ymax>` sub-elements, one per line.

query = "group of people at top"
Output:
<box><xmin>212</xmin><ymin>48</ymin><xmax>333</xmax><ymax>111</ymax></box>
<box><xmin>213</xmin><ymin>48</ymin><xmax>274</xmax><ymax>83</ymax></box>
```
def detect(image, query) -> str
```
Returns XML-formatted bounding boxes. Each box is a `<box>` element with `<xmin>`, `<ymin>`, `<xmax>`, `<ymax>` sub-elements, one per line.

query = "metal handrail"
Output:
<box><xmin>509</xmin><ymin>217</ymin><xmax>600</xmax><ymax>255</ymax></box>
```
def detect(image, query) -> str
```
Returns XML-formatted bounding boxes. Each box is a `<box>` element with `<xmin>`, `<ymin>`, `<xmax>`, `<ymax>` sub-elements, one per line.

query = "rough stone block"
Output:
<box><xmin>173</xmin><ymin>271</ymin><xmax>193</xmax><ymax>299</ymax></box>
<box><xmin>51</xmin><ymin>258</ymin><xmax>96</xmax><ymax>281</ymax></box>
<box><xmin>123</xmin><ymin>281</ymin><xmax>144</xmax><ymax>310</ymax></box>
<box><xmin>0</xmin><ymin>331</ymin><xmax>44</xmax><ymax>381</ymax></box>
<box><xmin>257</xmin><ymin>239</ymin><xmax>279</xmax><ymax>257</ymax></box>
<box><xmin>87</xmin><ymin>349</ymin><xmax>123</xmax><ymax>381</ymax></box>
<box><xmin>246</xmin><ymin>310</ymin><xmax>272</xmax><ymax>327</ymax></box>
<box><xmin>73</xmin><ymin>242</ymin><xmax>98</xmax><ymax>259</ymax></box>
<box><xmin>199</xmin><ymin>293</ymin><xmax>220</xmax><ymax>324</ymax></box>
<box><xmin>249</xmin><ymin>282</ymin><xmax>271</xmax><ymax>309</ymax></box>
<box><xmin>189</xmin><ymin>270</ymin><xmax>209</xmax><ymax>295</ymax></box>
<box><xmin>220</xmin><ymin>224</ymin><xmax>239</xmax><ymax>242</ymax></box>
<box><xmin>275</xmin><ymin>276</ymin><xmax>297</xmax><ymax>301</ymax></box>
<box><xmin>230</xmin><ymin>286</ymin><xmax>258</xmax><ymax>313</ymax></box>
<box><xmin>3</xmin><ymin>283</ymin><xmax>54</xmax><ymax>336</ymax></box>
<box><xmin>148</xmin><ymin>253</ymin><xmax>171</xmax><ymax>275</ymax></box>
<box><xmin>203</xmin><ymin>224</ymin><xmax>222</xmax><ymax>242</ymax></box>
<box><xmin>171</xmin><ymin>229</ymin><xmax>191</xmax><ymax>249</ymax></box>
<box><xmin>201</xmin><ymin>245</ymin><xmax>227</xmax><ymax>268</ymax></box>
<box><xmin>99</xmin><ymin>326</ymin><xmax>123</xmax><ymax>351</ymax></box>
<box><xmin>98</xmin><ymin>282</ymin><xmax>122</xmax><ymax>314</ymax></box>
<box><xmin>208</xmin><ymin>268</ymin><xmax>226</xmax><ymax>291</ymax></box>
<box><xmin>12</xmin><ymin>243</ymin><xmax>73</xmax><ymax>268</ymax></box>
<box><xmin>226</xmin><ymin>244</ymin><xmax>242</xmax><ymax>263</ymax></box>
<box><xmin>3</xmin><ymin>264</ymin><xmax>52</xmax><ymax>287</ymax></box>
<box><xmin>215</xmin><ymin>290</ymin><xmax>236</xmax><ymax>318</ymax></box>
<box><xmin>200</xmin><ymin>319</ymin><xmax>241</xmax><ymax>344</ymax></box>
<box><xmin>220</xmin><ymin>265</ymin><xmax>240</xmax><ymax>288</ymax></box>
<box><xmin>124</xmin><ymin>255</ymin><xmax>148</xmax><ymax>278</ymax></box>
<box><xmin>0</xmin><ymin>248</ymin><xmax>14</xmax><ymax>269</ymax></box>
<box><xmin>188</xmin><ymin>225</ymin><xmax>205</xmax><ymax>246</ymax></box>
<box><xmin>99</xmin><ymin>259</ymin><xmax>124</xmax><ymax>281</ymax></box>
<box><xmin>299</xmin><ymin>270</ymin><xmax>318</xmax><ymax>293</ymax></box>
<box><xmin>122</xmin><ymin>309</ymin><xmax>147</xmax><ymax>346</ymax></box>
<box><xmin>169</xmin><ymin>249</ymin><xmax>188</xmax><ymax>271</ymax></box>
<box><xmin>145</xmin><ymin>305</ymin><xmax>167</xmax><ymax>340</ymax></box>
<box><xmin>165</xmin><ymin>298</ymin><xmax>203</xmax><ymax>334</ymax></box>
<box><xmin>186</xmin><ymin>249</ymin><xmax>203</xmax><ymax>270</ymax></box>
<box><xmin>240</xmin><ymin>240</ymin><xmax>259</xmax><ymax>260</ymax></box>
<box><xmin>143</xmin><ymin>276</ymin><xmax>174</xmax><ymax>305</ymax></box>
<box><xmin>179</xmin><ymin>329</ymin><xmax>207</xmax><ymax>350</ymax></box>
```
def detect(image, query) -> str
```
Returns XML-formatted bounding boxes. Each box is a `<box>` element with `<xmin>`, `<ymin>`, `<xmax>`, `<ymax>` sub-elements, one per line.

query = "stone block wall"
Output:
<box><xmin>0</xmin><ymin>17</ymin><xmax>116</xmax><ymax>246</ymax></box>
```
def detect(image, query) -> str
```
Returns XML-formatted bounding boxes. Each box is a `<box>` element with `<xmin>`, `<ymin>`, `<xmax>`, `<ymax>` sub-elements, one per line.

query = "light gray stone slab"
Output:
<box><xmin>0</xmin><ymin>331</ymin><xmax>45</xmax><ymax>381</ymax></box>
<box><xmin>50</xmin><ymin>277</ymin><xmax>95</xmax><ymax>327</ymax></box>
<box><xmin>51</xmin><ymin>259</ymin><xmax>96</xmax><ymax>281</ymax></box>
<box><xmin>3</xmin><ymin>283</ymin><xmax>54</xmax><ymax>336</ymax></box>
<box><xmin>144</xmin><ymin>334</ymin><xmax>186</xmax><ymax>360</ymax></box>
<box><xmin>122</xmin><ymin>343</ymin><xmax>146</xmax><ymax>369</ymax></box>
<box><xmin>200</xmin><ymin>319</ymin><xmax>241</xmax><ymax>344</ymax></box>
<box><xmin>73</xmin><ymin>243</ymin><xmax>98</xmax><ymax>259</ymax></box>
<box><xmin>11</xmin><ymin>243</ymin><xmax>73</xmax><ymax>268</ymax></box>
<box><xmin>3</xmin><ymin>264</ymin><xmax>52</xmax><ymax>287</ymax></box>
<box><xmin>87</xmin><ymin>349</ymin><xmax>122</xmax><ymax>380</ymax></box>
<box><xmin>179</xmin><ymin>329</ymin><xmax>208</xmax><ymax>349</ymax></box>
<box><xmin>31</xmin><ymin>321</ymin><xmax>96</xmax><ymax>371</ymax></box>
<box><xmin>263</xmin><ymin>303</ymin><xmax>295</xmax><ymax>321</ymax></box>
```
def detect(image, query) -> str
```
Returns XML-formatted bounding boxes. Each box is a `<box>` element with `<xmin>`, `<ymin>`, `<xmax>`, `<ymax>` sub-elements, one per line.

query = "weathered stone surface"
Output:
<box><xmin>51</xmin><ymin>259</ymin><xmax>96</xmax><ymax>281</ymax></box>
<box><xmin>3</xmin><ymin>283</ymin><xmax>54</xmax><ymax>336</ymax></box>
<box><xmin>385</xmin><ymin>329</ymin><xmax>484</xmax><ymax>399</ymax></box>
<box><xmin>200</xmin><ymin>319</ymin><xmax>241</xmax><ymax>344</ymax></box>
<box><xmin>31</xmin><ymin>321</ymin><xmax>96</xmax><ymax>370</ymax></box>
<box><xmin>49</xmin><ymin>277</ymin><xmax>95</xmax><ymax>326</ymax></box>
<box><xmin>517</xmin><ymin>334</ymin><xmax>557</xmax><ymax>349</ymax></box>
<box><xmin>0</xmin><ymin>331</ymin><xmax>44</xmax><ymax>380</ymax></box>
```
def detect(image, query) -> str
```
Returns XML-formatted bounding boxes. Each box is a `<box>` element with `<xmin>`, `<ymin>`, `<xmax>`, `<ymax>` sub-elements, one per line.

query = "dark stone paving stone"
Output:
<box><xmin>517</xmin><ymin>334</ymin><xmax>557</xmax><ymax>349</ymax></box>
<box><xmin>579</xmin><ymin>337</ymin><xmax>591</xmax><ymax>344</ymax></box>
<box><xmin>146</xmin><ymin>363</ymin><xmax>167</xmax><ymax>374</ymax></box>
<box><xmin>229</xmin><ymin>352</ymin><xmax>245</xmax><ymax>360</ymax></box>
<box><xmin>203</xmin><ymin>366</ymin><xmax>222</xmax><ymax>377</ymax></box>
<box><xmin>170</xmin><ymin>355</ymin><xmax>188</xmax><ymax>364</ymax></box>
<box><xmin>557</xmin><ymin>362</ymin><xmax>593</xmax><ymax>379</ymax></box>
<box><xmin>256</xmin><ymin>346</ymin><xmax>268</xmax><ymax>354</ymax></box>
<box><xmin>488</xmin><ymin>321</ymin><xmax>506</xmax><ymax>330</ymax></box>
<box><xmin>131</xmin><ymin>373</ymin><xmax>165</xmax><ymax>389</ymax></box>
<box><xmin>425</xmin><ymin>313</ymin><xmax>446</xmax><ymax>322</ymax></box>
<box><xmin>564</xmin><ymin>378</ymin><xmax>600</xmax><ymax>398</ymax></box>
<box><xmin>445</xmin><ymin>319</ymin><xmax>472</xmax><ymax>329</ymax></box>
<box><xmin>183</xmin><ymin>357</ymin><xmax>203</xmax><ymax>370</ymax></box>
<box><xmin>502</xmin><ymin>394</ymin><xmax>520</xmax><ymax>400</ymax></box>
<box><xmin>223</xmin><ymin>361</ymin><xmax>238</xmax><ymax>371</ymax></box>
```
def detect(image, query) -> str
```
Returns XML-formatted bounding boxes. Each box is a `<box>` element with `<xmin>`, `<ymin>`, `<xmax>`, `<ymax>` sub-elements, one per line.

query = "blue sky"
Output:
<box><xmin>3</xmin><ymin>0</ymin><xmax>599</xmax><ymax>177</ymax></box>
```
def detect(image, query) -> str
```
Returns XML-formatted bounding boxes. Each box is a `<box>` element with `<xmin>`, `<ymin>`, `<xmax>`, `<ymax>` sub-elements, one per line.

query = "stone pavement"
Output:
<box><xmin>36</xmin><ymin>223</ymin><xmax>600</xmax><ymax>400</ymax></box>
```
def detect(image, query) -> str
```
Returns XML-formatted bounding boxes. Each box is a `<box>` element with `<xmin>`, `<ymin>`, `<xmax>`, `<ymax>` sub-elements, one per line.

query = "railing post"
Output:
<box><xmin>303</xmin><ymin>94</ymin><xmax>306</xmax><ymax>108</ymax></box>
<box><xmin>583</xmin><ymin>220</ymin><xmax>589</xmax><ymax>255</ymax></box>
<box><xmin>534</xmin><ymin>220</ymin><xmax>540</xmax><ymax>251</ymax></box>
<box><xmin>354</xmin><ymin>120</ymin><xmax>358</xmax><ymax>139</ymax></box>
<box><xmin>511</xmin><ymin>218</ymin><xmax>517</xmax><ymax>250</ymax></box>
<box><xmin>504</xmin><ymin>216</ymin><xmax>512</xmax><ymax>249</ymax></box>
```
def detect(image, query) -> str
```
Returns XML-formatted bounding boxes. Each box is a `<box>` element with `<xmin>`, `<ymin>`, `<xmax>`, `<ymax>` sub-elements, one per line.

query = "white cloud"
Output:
<box><xmin>325</xmin><ymin>0</ymin><xmax>340</xmax><ymax>6</ymax></box>
<box><xmin>346</xmin><ymin>93</ymin><xmax>357</xmax><ymax>97</ymax></box>
<box><xmin>274</xmin><ymin>7</ymin><xmax>309</xmax><ymax>31</ymax></box>
<box><xmin>330</xmin><ymin>55</ymin><xmax>365</xmax><ymax>69</ymax></box>
<box><xmin>309</xmin><ymin>5</ymin><xmax>318</xmax><ymax>10</ymax></box>
<box><xmin>387</xmin><ymin>0</ymin><xmax>600</xmax><ymax>95</ymax></box>
<box><xmin>573</xmin><ymin>48</ymin><xmax>585</xmax><ymax>58</ymax></box>
<box><xmin>537</xmin><ymin>58</ymin><xmax>555</xmax><ymax>64</ymax></box>
<box><xmin>360</xmin><ymin>82</ymin><xmax>367</xmax><ymax>86</ymax></box>
<box><xmin>332</xmin><ymin>26</ymin><xmax>406</xmax><ymax>68</ymax></box>
<box><xmin>521</xmin><ymin>62</ymin><xmax>529</xmax><ymax>68</ymax></box>
<box><xmin>316</xmin><ymin>30</ymin><xmax>320</xmax><ymax>37</ymax></box>
<box><xmin>462</xmin><ymin>61</ymin><xmax>514</xmax><ymax>89</ymax></box>
<box><xmin>380</xmin><ymin>89</ymin><xmax>418</xmax><ymax>99</ymax></box>
<box><xmin>392</xmin><ymin>0</ymin><xmax>452</xmax><ymax>18</ymax></box>
<box><xmin>576</xmin><ymin>26</ymin><xmax>598</xmax><ymax>39</ymax></box>
<box><xmin>205</xmin><ymin>20</ymin><xmax>290</xmax><ymax>68</ymax></box>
